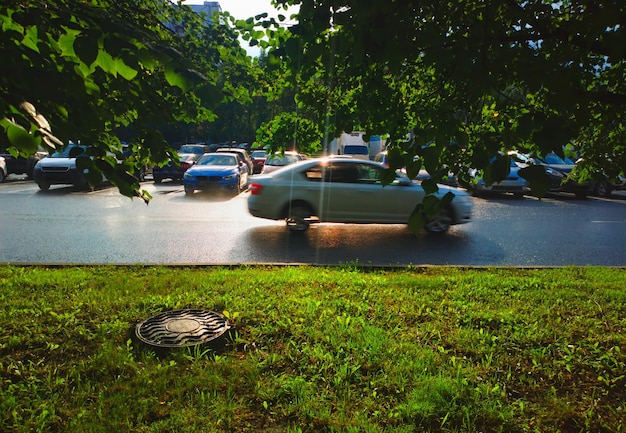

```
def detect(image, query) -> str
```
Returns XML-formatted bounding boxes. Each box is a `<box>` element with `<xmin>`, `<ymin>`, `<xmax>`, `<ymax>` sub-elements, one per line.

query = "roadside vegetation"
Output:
<box><xmin>1</xmin><ymin>265</ymin><xmax>624</xmax><ymax>432</ymax></box>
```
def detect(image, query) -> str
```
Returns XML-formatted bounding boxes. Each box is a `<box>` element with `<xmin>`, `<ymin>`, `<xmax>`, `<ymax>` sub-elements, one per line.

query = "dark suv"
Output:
<box><xmin>0</xmin><ymin>147</ymin><xmax>47</xmax><ymax>178</ymax></box>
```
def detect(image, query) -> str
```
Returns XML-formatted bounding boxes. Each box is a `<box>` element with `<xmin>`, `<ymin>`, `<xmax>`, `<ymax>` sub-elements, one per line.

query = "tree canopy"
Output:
<box><xmin>1</xmin><ymin>0</ymin><xmax>250</xmax><ymax>200</ymax></box>
<box><xmin>258</xmin><ymin>0</ymin><xmax>625</xmax><ymax>192</ymax></box>
<box><xmin>2</xmin><ymin>0</ymin><xmax>625</xmax><ymax>206</ymax></box>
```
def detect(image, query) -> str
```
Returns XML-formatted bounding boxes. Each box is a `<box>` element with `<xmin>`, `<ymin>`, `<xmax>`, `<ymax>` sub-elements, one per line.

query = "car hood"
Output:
<box><xmin>186</xmin><ymin>165</ymin><xmax>237</xmax><ymax>175</ymax></box>
<box><xmin>36</xmin><ymin>157</ymin><xmax>78</xmax><ymax>168</ymax></box>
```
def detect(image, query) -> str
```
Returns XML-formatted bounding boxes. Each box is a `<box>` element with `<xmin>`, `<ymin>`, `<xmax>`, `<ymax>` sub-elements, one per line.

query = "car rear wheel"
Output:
<box><xmin>0</xmin><ymin>170</ymin><xmax>6</xmax><ymax>182</ymax></box>
<box><xmin>153</xmin><ymin>176</ymin><xmax>162</xmax><ymax>184</ymax></box>
<box><xmin>423</xmin><ymin>207</ymin><xmax>453</xmax><ymax>234</ymax></box>
<box><xmin>286</xmin><ymin>204</ymin><xmax>312</xmax><ymax>232</ymax></box>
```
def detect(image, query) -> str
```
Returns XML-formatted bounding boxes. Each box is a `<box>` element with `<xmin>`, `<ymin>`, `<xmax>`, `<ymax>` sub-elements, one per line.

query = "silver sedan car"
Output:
<box><xmin>248</xmin><ymin>158</ymin><xmax>473</xmax><ymax>233</ymax></box>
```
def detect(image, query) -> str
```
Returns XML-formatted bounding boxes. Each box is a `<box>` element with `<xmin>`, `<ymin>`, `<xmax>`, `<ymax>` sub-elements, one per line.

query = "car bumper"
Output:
<box><xmin>33</xmin><ymin>168</ymin><xmax>87</xmax><ymax>186</ymax></box>
<box><xmin>153</xmin><ymin>167</ymin><xmax>186</xmax><ymax>180</ymax></box>
<box><xmin>184</xmin><ymin>176</ymin><xmax>238</xmax><ymax>191</ymax></box>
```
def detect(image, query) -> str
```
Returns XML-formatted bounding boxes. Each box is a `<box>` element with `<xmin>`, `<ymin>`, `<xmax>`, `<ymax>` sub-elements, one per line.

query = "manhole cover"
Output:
<box><xmin>135</xmin><ymin>309</ymin><xmax>230</xmax><ymax>348</ymax></box>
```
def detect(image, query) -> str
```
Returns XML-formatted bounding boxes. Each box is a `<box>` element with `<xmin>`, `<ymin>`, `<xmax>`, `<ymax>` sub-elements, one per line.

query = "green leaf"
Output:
<box><xmin>23</xmin><ymin>26</ymin><xmax>40</xmax><ymax>53</ymax></box>
<box><xmin>421</xmin><ymin>178</ymin><xmax>439</xmax><ymax>195</ymax></box>
<box><xmin>165</xmin><ymin>67</ymin><xmax>205</xmax><ymax>92</ymax></box>
<box><xmin>6</xmin><ymin>123</ymin><xmax>40</xmax><ymax>153</ymax></box>
<box><xmin>407</xmin><ymin>204</ymin><xmax>426</xmax><ymax>234</ymax></box>
<box><xmin>518</xmin><ymin>165</ymin><xmax>551</xmax><ymax>198</ymax></box>
<box><xmin>115</xmin><ymin>58</ymin><xmax>138</xmax><ymax>80</ymax></box>
<box><xmin>58</xmin><ymin>31</ymin><xmax>77</xmax><ymax>57</ymax></box>
<box><xmin>94</xmin><ymin>49</ymin><xmax>117</xmax><ymax>75</ymax></box>
<box><xmin>74</xmin><ymin>35</ymin><xmax>99</xmax><ymax>66</ymax></box>
<box><xmin>484</xmin><ymin>155</ymin><xmax>510</xmax><ymax>185</ymax></box>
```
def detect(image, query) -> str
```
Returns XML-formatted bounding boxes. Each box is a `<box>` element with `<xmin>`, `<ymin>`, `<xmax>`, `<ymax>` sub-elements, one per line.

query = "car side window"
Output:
<box><xmin>304</xmin><ymin>164</ymin><xmax>324</xmax><ymax>181</ymax></box>
<box><xmin>354</xmin><ymin>164</ymin><xmax>383</xmax><ymax>184</ymax></box>
<box><xmin>324</xmin><ymin>162</ymin><xmax>359</xmax><ymax>183</ymax></box>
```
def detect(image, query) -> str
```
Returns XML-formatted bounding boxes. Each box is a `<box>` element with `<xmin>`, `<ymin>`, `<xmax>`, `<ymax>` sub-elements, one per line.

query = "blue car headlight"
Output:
<box><xmin>223</xmin><ymin>174</ymin><xmax>236</xmax><ymax>181</ymax></box>
<box><xmin>184</xmin><ymin>172</ymin><xmax>194</xmax><ymax>179</ymax></box>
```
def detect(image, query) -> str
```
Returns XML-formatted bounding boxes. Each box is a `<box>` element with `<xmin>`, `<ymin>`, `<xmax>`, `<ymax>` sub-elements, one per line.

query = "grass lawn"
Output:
<box><xmin>1</xmin><ymin>265</ymin><xmax>624</xmax><ymax>432</ymax></box>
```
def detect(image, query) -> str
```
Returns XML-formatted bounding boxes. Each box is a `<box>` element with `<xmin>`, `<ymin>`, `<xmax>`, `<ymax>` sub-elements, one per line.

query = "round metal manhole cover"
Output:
<box><xmin>135</xmin><ymin>309</ymin><xmax>230</xmax><ymax>348</ymax></box>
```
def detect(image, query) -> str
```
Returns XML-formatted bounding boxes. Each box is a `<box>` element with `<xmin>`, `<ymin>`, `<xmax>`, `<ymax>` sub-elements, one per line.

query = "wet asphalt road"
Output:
<box><xmin>0</xmin><ymin>176</ymin><xmax>625</xmax><ymax>266</ymax></box>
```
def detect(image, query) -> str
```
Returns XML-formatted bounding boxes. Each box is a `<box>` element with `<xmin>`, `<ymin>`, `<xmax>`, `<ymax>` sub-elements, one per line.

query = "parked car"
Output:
<box><xmin>471</xmin><ymin>157</ymin><xmax>529</xmax><ymax>197</ymax></box>
<box><xmin>153</xmin><ymin>144</ymin><xmax>210</xmax><ymax>183</ymax></box>
<box><xmin>0</xmin><ymin>147</ymin><xmax>47</xmax><ymax>178</ymax></box>
<box><xmin>0</xmin><ymin>156</ymin><xmax>6</xmax><ymax>182</ymax></box>
<box><xmin>341</xmin><ymin>144</ymin><xmax>370</xmax><ymax>160</ymax></box>
<box><xmin>261</xmin><ymin>151</ymin><xmax>303</xmax><ymax>174</ymax></box>
<box><xmin>250</xmin><ymin>149</ymin><xmax>268</xmax><ymax>174</ymax></box>
<box><xmin>373</xmin><ymin>150</ymin><xmax>390</xmax><ymax>167</ymax></box>
<box><xmin>183</xmin><ymin>152</ymin><xmax>249</xmax><ymax>195</ymax></box>
<box><xmin>32</xmin><ymin>143</ymin><xmax>102</xmax><ymax>191</ymax></box>
<box><xmin>375</xmin><ymin>151</ymin><xmax>458</xmax><ymax>186</ymax></box>
<box><xmin>593</xmin><ymin>174</ymin><xmax>626</xmax><ymax>197</ymax></box>
<box><xmin>216</xmin><ymin>147</ymin><xmax>254</xmax><ymax>175</ymax></box>
<box><xmin>248</xmin><ymin>157</ymin><xmax>473</xmax><ymax>233</ymax></box>
<box><xmin>509</xmin><ymin>151</ymin><xmax>592</xmax><ymax>198</ymax></box>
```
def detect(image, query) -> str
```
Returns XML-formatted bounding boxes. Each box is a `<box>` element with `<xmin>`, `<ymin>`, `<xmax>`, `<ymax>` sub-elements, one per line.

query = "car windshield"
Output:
<box><xmin>343</xmin><ymin>145</ymin><xmax>369</xmax><ymax>155</ymax></box>
<box><xmin>541</xmin><ymin>153</ymin><xmax>568</xmax><ymax>165</ymax></box>
<box><xmin>266</xmin><ymin>154</ymin><xmax>300</xmax><ymax>166</ymax></box>
<box><xmin>197</xmin><ymin>154</ymin><xmax>237</xmax><ymax>166</ymax></box>
<box><xmin>252</xmin><ymin>151</ymin><xmax>266</xmax><ymax>158</ymax></box>
<box><xmin>179</xmin><ymin>145</ymin><xmax>205</xmax><ymax>154</ymax></box>
<box><xmin>51</xmin><ymin>145</ymin><xmax>88</xmax><ymax>158</ymax></box>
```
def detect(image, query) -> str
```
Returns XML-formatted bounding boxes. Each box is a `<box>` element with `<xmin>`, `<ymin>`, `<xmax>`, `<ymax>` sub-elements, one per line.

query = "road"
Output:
<box><xmin>1</xmin><ymin>176</ymin><xmax>625</xmax><ymax>266</ymax></box>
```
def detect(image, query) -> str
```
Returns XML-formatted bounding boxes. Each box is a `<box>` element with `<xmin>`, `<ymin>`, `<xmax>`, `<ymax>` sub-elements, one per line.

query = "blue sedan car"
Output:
<box><xmin>183</xmin><ymin>153</ymin><xmax>249</xmax><ymax>195</ymax></box>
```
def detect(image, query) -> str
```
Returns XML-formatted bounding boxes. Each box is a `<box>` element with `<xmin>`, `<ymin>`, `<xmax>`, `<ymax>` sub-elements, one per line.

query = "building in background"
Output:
<box><xmin>167</xmin><ymin>1</ymin><xmax>222</xmax><ymax>34</ymax></box>
<box><xmin>188</xmin><ymin>1</ymin><xmax>222</xmax><ymax>24</ymax></box>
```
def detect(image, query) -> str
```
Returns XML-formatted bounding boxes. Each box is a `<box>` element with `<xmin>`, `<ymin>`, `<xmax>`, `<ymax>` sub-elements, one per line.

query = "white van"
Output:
<box><xmin>341</xmin><ymin>144</ymin><xmax>370</xmax><ymax>160</ymax></box>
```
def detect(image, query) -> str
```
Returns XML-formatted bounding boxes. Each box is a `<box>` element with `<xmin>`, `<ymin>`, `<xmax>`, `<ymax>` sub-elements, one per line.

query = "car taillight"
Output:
<box><xmin>181</xmin><ymin>162</ymin><xmax>191</xmax><ymax>170</ymax></box>
<box><xmin>249</xmin><ymin>183</ymin><xmax>262</xmax><ymax>195</ymax></box>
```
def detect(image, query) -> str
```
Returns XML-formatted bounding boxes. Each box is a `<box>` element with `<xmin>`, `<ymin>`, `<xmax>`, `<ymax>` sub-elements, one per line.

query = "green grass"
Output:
<box><xmin>1</xmin><ymin>265</ymin><xmax>624</xmax><ymax>432</ymax></box>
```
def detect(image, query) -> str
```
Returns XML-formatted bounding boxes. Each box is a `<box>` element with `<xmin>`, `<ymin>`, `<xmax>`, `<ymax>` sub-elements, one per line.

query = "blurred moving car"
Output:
<box><xmin>471</xmin><ymin>157</ymin><xmax>529</xmax><ymax>197</ymax></box>
<box><xmin>250</xmin><ymin>149</ymin><xmax>267</xmax><ymax>174</ymax></box>
<box><xmin>261</xmin><ymin>151</ymin><xmax>303</xmax><ymax>174</ymax></box>
<box><xmin>33</xmin><ymin>143</ymin><xmax>101</xmax><ymax>191</ymax></box>
<box><xmin>153</xmin><ymin>143</ymin><xmax>210</xmax><ymax>183</ymax></box>
<box><xmin>248</xmin><ymin>158</ymin><xmax>473</xmax><ymax>233</ymax></box>
<box><xmin>183</xmin><ymin>153</ymin><xmax>249</xmax><ymax>195</ymax></box>
<box><xmin>0</xmin><ymin>156</ymin><xmax>6</xmax><ymax>182</ymax></box>
<box><xmin>0</xmin><ymin>147</ymin><xmax>47</xmax><ymax>179</ymax></box>
<box><xmin>216</xmin><ymin>147</ymin><xmax>254</xmax><ymax>175</ymax></box>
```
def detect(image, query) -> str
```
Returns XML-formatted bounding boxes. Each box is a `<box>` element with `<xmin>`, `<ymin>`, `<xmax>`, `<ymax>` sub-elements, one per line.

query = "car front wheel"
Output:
<box><xmin>37</xmin><ymin>182</ymin><xmax>50</xmax><ymax>191</ymax></box>
<box><xmin>423</xmin><ymin>207</ymin><xmax>453</xmax><ymax>234</ymax></box>
<box><xmin>594</xmin><ymin>180</ymin><xmax>611</xmax><ymax>197</ymax></box>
